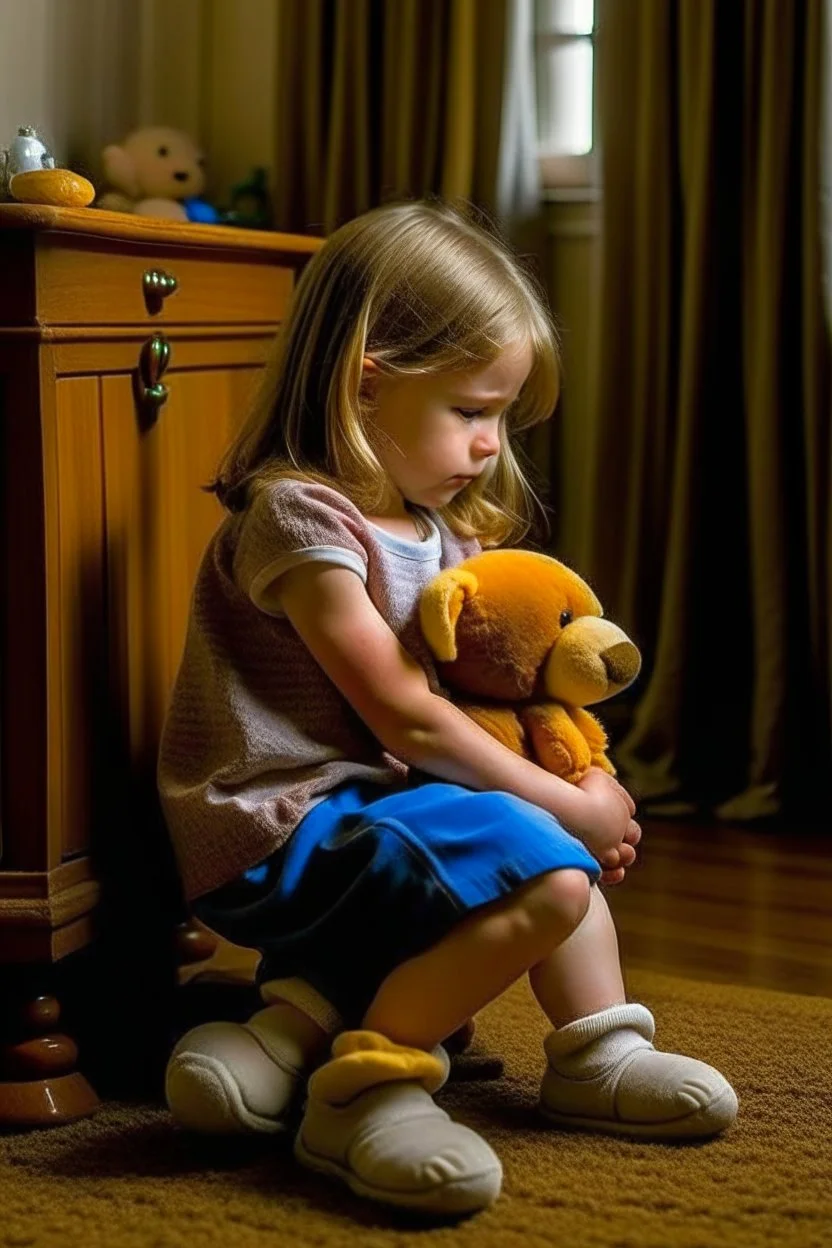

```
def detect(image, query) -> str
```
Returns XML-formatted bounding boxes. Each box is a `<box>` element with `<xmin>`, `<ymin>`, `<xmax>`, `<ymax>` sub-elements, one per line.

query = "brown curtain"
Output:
<box><xmin>271</xmin><ymin>0</ymin><xmax>544</xmax><ymax>252</ymax></box>
<box><xmin>577</xmin><ymin>0</ymin><xmax>831</xmax><ymax>822</ymax></box>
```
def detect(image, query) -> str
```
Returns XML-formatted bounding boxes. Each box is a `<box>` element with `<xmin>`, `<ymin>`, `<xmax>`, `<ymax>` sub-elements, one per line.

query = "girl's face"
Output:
<box><xmin>362</xmin><ymin>340</ymin><xmax>534</xmax><ymax>515</ymax></box>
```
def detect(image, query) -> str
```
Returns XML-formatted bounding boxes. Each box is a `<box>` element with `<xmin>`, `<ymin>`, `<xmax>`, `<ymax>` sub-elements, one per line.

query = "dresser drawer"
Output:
<box><xmin>32</xmin><ymin>236</ymin><xmax>294</xmax><ymax>327</ymax></box>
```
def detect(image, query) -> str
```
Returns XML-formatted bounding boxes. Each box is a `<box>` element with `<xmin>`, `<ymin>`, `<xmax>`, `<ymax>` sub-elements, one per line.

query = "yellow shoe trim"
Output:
<box><xmin>308</xmin><ymin>1030</ymin><xmax>446</xmax><ymax>1106</ymax></box>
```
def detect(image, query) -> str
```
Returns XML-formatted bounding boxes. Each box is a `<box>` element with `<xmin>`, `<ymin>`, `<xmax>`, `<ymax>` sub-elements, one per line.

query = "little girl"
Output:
<box><xmin>158</xmin><ymin>198</ymin><xmax>738</xmax><ymax>1217</ymax></box>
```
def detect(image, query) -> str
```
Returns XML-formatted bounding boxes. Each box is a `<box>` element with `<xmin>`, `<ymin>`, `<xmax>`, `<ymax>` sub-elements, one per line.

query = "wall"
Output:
<box><xmin>0</xmin><ymin>0</ymin><xmax>141</xmax><ymax>174</ymax></box>
<box><xmin>0</xmin><ymin>0</ymin><xmax>277</xmax><ymax>196</ymax></box>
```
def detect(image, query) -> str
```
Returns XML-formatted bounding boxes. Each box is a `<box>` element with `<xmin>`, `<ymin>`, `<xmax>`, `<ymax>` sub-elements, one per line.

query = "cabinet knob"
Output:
<box><xmin>136</xmin><ymin>332</ymin><xmax>171</xmax><ymax>412</ymax></box>
<box><xmin>142</xmin><ymin>268</ymin><xmax>179</xmax><ymax>314</ymax></box>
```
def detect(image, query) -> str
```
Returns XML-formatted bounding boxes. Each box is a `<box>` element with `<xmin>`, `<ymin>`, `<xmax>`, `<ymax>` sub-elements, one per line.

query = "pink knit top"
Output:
<box><xmin>157</xmin><ymin>479</ymin><xmax>481</xmax><ymax>900</ymax></box>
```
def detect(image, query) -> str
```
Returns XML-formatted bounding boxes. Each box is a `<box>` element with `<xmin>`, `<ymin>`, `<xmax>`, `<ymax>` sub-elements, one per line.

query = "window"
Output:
<box><xmin>535</xmin><ymin>0</ymin><xmax>597</xmax><ymax>191</ymax></box>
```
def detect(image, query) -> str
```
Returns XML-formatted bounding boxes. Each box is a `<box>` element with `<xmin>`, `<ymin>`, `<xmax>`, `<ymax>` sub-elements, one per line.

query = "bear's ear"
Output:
<box><xmin>419</xmin><ymin>569</ymin><xmax>479</xmax><ymax>662</ymax></box>
<box><xmin>102</xmin><ymin>144</ymin><xmax>140</xmax><ymax>197</ymax></box>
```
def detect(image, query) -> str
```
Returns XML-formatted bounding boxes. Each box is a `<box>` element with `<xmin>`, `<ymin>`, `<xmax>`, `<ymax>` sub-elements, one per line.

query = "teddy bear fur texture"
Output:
<box><xmin>420</xmin><ymin>550</ymin><xmax>641</xmax><ymax>785</ymax></box>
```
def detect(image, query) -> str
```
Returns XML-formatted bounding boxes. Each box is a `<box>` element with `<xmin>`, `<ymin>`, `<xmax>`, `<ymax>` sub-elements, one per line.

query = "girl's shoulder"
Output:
<box><xmin>235</xmin><ymin>476</ymin><xmax>482</xmax><ymax>565</ymax></box>
<box><xmin>251</xmin><ymin>475</ymin><xmax>362</xmax><ymax>514</ymax></box>
<box><xmin>231</xmin><ymin>477</ymin><xmax>372</xmax><ymax>588</ymax></box>
<box><xmin>239</xmin><ymin>476</ymin><xmax>368</xmax><ymax>538</ymax></box>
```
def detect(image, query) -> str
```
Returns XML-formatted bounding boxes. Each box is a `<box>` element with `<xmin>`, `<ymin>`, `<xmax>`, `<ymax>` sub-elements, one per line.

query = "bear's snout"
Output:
<box><xmin>543</xmin><ymin>617</ymin><xmax>640</xmax><ymax>706</ymax></box>
<box><xmin>601</xmin><ymin>641</ymin><xmax>640</xmax><ymax>687</ymax></box>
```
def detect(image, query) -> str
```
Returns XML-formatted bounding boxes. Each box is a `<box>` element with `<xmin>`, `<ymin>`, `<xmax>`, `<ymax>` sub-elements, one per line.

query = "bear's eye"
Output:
<box><xmin>158</xmin><ymin>145</ymin><xmax>169</xmax><ymax>157</ymax></box>
<box><xmin>197</xmin><ymin>156</ymin><xmax>206</xmax><ymax>167</ymax></box>
<box><xmin>559</xmin><ymin>610</ymin><xmax>573</xmax><ymax>629</ymax></box>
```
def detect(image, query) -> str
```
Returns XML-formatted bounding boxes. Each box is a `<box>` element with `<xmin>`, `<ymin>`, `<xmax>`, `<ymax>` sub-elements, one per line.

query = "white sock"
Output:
<box><xmin>544</xmin><ymin>1003</ymin><xmax>656</xmax><ymax>1078</ymax></box>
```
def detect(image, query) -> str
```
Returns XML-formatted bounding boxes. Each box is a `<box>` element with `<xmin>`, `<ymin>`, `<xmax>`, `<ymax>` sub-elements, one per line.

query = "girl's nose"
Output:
<box><xmin>473</xmin><ymin>430</ymin><xmax>501</xmax><ymax>459</ymax></box>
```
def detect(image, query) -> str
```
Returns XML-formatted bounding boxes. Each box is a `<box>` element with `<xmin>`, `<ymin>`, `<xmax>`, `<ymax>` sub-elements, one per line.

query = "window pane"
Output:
<box><xmin>536</xmin><ymin>0</ymin><xmax>594</xmax><ymax>36</ymax></box>
<box><xmin>537</xmin><ymin>38</ymin><xmax>593</xmax><ymax>154</ymax></box>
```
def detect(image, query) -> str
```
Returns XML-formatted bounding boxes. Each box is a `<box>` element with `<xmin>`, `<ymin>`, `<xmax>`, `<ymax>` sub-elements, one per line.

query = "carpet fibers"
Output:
<box><xmin>2</xmin><ymin>970</ymin><xmax>830</xmax><ymax>1248</ymax></box>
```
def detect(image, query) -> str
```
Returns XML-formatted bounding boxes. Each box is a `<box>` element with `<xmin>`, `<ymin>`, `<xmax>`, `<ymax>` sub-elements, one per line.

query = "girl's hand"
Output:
<box><xmin>597</xmin><ymin>816</ymin><xmax>641</xmax><ymax>885</ymax></box>
<box><xmin>570</xmin><ymin>767</ymin><xmax>641</xmax><ymax>884</ymax></box>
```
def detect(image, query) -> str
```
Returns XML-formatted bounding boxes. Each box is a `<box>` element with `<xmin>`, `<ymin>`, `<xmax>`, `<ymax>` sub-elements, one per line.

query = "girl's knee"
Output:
<box><xmin>515</xmin><ymin>868</ymin><xmax>592</xmax><ymax>939</ymax></box>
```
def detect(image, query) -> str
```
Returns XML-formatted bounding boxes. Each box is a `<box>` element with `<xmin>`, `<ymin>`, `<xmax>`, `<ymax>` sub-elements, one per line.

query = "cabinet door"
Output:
<box><xmin>52</xmin><ymin>377</ymin><xmax>107</xmax><ymax>860</ymax></box>
<box><xmin>101</xmin><ymin>367</ymin><xmax>258</xmax><ymax>777</ymax></box>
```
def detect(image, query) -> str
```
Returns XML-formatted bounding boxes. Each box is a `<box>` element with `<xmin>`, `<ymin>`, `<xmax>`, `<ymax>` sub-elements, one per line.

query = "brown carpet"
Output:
<box><xmin>2</xmin><ymin>970</ymin><xmax>831</xmax><ymax>1248</ymax></box>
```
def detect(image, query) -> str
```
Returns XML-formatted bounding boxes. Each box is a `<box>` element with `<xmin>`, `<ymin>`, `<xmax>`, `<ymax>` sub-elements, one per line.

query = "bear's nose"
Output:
<box><xmin>601</xmin><ymin>641</ymin><xmax>640</xmax><ymax>686</ymax></box>
<box><xmin>173</xmin><ymin>170</ymin><xmax>190</xmax><ymax>182</ymax></box>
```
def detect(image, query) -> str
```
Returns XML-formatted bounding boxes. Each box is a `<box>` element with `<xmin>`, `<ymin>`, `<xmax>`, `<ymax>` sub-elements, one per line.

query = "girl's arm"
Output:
<box><xmin>279</xmin><ymin>563</ymin><xmax>636</xmax><ymax>861</ymax></box>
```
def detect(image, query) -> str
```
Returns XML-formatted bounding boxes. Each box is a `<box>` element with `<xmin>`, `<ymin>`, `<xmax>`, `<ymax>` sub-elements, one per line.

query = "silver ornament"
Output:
<box><xmin>7</xmin><ymin>126</ymin><xmax>56</xmax><ymax>178</ymax></box>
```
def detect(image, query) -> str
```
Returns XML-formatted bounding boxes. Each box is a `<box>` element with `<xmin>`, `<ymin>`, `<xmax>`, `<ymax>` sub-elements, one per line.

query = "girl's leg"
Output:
<box><xmin>362</xmin><ymin>867</ymin><xmax>592</xmax><ymax>1050</ymax></box>
<box><xmin>528</xmin><ymin>884</ymin><xmax>739</xmax><ymax>1140</ymax></box>
<box><xmin>299</xmin><ymin>868</ymin><xmax>735</xmax><ymax>1215</ymax></box>
<box><xmin>294</xmin><ymin>868</ymin><xmax>592</xmax><ymax>1213</ymax></box>
<box><xmin>528</xmin><ymin>883</ymin><xmax>626</xmax><ymax>1027</ymax></box>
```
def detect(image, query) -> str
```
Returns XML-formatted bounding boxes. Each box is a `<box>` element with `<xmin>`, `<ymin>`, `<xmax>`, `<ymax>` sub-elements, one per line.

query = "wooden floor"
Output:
<box><xmin>605</xmin><ymin>819</ymin><xmax>831</xmax><ymax>999</ymax></box>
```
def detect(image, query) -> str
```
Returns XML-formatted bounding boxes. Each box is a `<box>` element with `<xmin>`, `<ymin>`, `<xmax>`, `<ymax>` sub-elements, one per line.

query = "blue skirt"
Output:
<box><xmin>193</xmin><ymin>771</ymin><xmax>601</xmax><ymax>1027</ymax></box>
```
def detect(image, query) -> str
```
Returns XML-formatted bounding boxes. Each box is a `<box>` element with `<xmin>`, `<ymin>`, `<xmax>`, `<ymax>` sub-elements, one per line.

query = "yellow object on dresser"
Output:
<box><xmin>0</xmin><ymin>204</ymin><xmax>321</xmax><ymax>1128</ymax></box>
<box><xmin>10</xmin><ymin>168</ymin><xmax>96</xmax><ymax>207</ymax></box>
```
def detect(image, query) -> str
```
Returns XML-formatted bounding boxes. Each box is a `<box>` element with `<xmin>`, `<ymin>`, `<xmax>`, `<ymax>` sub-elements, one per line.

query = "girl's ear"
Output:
<box><xmin>359</xmin><ymin>355</ymin><xmax>379</xmax><ymax>402</ymax></box>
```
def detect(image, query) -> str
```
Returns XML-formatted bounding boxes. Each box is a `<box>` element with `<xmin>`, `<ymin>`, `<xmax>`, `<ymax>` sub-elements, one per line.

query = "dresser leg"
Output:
<box><xmin>0</xmin><ymin>970</ymin><xmax>99</xmax><ymax>1128</ymax></box>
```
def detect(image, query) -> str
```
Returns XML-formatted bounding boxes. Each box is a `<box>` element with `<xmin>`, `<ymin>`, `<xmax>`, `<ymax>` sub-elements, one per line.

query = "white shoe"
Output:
<box><xmin>166</xmin><ymin>1006</ymin><xmax>311</xmax><ymax>1134</ymax></box>
<box><xmin>539</xmin><ymin>1003</ymin><xmax>739</xmax><ymax>1140</ymax></box>
<box><xmin>294</xmin><ymin>1030</ymin><xmax>502</xmax><ymax>1216</ymax></box>
<box><xmin>295</xmin><ymin>1078</ymin><xmax>502</xmax><ymax>1216</ymax></box>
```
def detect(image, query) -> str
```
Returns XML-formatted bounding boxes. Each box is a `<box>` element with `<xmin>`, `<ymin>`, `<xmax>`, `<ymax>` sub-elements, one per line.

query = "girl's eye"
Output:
<box><xmin>455</xmin><ymin>408</ymin><xmax>485</xmax><ymax>420</ymax></box>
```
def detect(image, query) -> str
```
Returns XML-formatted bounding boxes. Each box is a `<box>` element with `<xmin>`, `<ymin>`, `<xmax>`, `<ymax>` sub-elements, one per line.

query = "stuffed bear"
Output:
<box><xmin>420</xmin><ymin>549</ymin><xmax>641</xmax><ymax>785</ymax></box>
<box><xmin>97</xmin><ymin>125</ymin><xmax>218</xmax><ymax>222</ymax></box>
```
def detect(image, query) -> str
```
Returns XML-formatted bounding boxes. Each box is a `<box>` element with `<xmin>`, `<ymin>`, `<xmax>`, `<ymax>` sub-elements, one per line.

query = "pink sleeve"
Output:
<box><xmin>233</xmin><ymin>480</ymin><xmax>369</xmax><ymax>614</ymax></box>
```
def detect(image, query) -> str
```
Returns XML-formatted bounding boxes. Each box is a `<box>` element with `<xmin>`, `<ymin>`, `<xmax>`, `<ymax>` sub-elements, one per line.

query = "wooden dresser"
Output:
<box><xmin>0</xmin><ymin>205</ymin><xmax>321</xmax><ymax>1124</ymax></box>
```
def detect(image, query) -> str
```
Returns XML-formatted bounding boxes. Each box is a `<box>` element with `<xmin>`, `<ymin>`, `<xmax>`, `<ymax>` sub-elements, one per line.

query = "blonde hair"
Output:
<box><xmin>208</xmin><ymin>197</ymin><xmax>561</xmax><ymax>547</ymax></box>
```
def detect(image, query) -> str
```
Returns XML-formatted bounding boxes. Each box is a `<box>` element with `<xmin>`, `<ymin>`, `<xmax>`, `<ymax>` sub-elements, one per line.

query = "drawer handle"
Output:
<box><xmin>142</xmin><ymin>268</ymin><xmax>179</xmax><ymax>313</ymax></box>
<box><xmin>137</xmin><ymin>333</ymin><xmax>171</xmax><ymax>411</ymax></box>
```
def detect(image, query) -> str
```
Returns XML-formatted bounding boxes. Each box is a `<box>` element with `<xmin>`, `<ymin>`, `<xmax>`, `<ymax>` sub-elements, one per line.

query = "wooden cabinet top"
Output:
<box><xmin>0</xmin><ymin>205</ymin><xmax>323</xmax><ymax>332</ymax></box>
<box><xmin>0</xmin><ymin>203</ymin><xmax>324</xmax><ymax>259</ymax></box>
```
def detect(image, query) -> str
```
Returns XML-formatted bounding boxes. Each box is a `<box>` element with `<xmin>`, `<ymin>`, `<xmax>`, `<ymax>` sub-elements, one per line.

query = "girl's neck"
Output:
<box><xmin>365</xmin><ymin>500</ymin><xmax>433</xmax><ymax>542</ymax></box>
